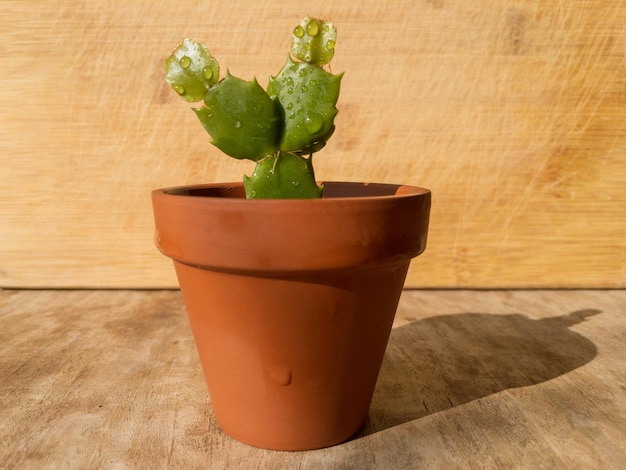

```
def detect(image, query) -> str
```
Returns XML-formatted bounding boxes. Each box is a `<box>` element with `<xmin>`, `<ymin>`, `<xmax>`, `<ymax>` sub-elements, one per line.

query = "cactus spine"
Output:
<box><xmin>165</xmin><ymin>17</ymin><xmax>342</xmax><ymax>198</ymax></box>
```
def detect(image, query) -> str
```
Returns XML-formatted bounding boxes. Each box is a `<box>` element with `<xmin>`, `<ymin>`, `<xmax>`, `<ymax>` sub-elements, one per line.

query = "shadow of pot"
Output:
<box><xmin>360</xmin><ymin>309</ymin><xmax>600</xmax><ymax>435</ymax></box>
<box><xmin>151</xmin><ymin>182</ymin><xmax>431</xmax><ymax>450</ymax></box>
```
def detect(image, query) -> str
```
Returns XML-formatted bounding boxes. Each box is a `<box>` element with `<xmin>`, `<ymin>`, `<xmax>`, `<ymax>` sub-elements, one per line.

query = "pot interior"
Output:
<box><xmin>164</xmin><ymin>182</ymin><xmax>426</xmax><ymax>199</ymax></box>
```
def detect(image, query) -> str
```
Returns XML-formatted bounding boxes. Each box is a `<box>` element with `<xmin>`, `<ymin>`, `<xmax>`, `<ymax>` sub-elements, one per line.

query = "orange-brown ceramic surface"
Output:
<box><xmin>152</xmin><ymin>182</ymin><xmax>431</xmax><ymax>450</ymax></box>
<box><xmin>152</xmin><ymin>182</ymin><xmax>430</xmax><ymax>275</ymax></box>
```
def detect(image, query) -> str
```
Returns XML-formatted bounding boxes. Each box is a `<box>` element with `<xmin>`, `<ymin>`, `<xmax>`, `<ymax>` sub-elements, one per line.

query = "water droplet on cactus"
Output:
<box><xmin>299</xmin><ymin>68</ymin><xmax>307</xmax><ymax>78</ymax></box>
<box><xmin>327</xmin><ymin>40</ymin><xmax>336</xmax><ymax>51</ymax></box>
<box><xmin>302</xmin><ymin>85</ymin><xmax>308</xmax><ymax>92</ymax></box>
<box><xmin>293</xmin><ymin>25</ymin><xmax>305</xmax><ymax>38</ymax></box>
<box><xmin>306</xmin><ymin>19</ymin><xmax>320</xmax><ymax>37</ymax></box>
<box><xmin>202</xmin><ymin>66</ymin><xmax>214</xmax><ymax>81</ymax></box>
<box><xmin>304</xmin><ymin>112</ymin><xmax>324</xmax><ymax>134</ymax></box>
<box><xmin>287</xmin><ymin>87</ymin><xmax>294</xmax><ymax>94</ymax></box>
<box><xmin>179</xmin><ymin>56</ymin><xmax>191</xmax><ymax>69</ymax></box>
<box><xmin>172</xmin><ymin>84</ymin><xmax>185</xmax><ymax>95</ymax></box>
<box><xmin>286</xmin><ymin>102</ymin><xmax>293</xmax><ymax>110</ymax></box>
<box><xmin>289</xmin><ymin>112</ymin><xmax>296</xmax><ymax>119</ymax></box>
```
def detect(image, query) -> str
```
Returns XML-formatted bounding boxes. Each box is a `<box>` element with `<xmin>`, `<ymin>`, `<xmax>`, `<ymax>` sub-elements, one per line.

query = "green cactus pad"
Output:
<box><xmin>194</xmin><ymin>74</ymin><xmax>282</xmax><ymax>161</ymax></box>
<box><xmin>268</xmin><ymin>56</ymin><xmax>342</xmax><ymax>154</ymax></box>
<box><xmin>243</xmin><ymin>152</ymin><xmax>323</xmax><ymax>199</ymax></box>
<box><xmin>165</xmin><ymin>38</ymin><xmax>220</xmax><ymax>102</ymax></box>
<box><xmin>291</xmin><ymin>17</ymin><xmax>337</xmax><ymax>65</ymax></box>
<box><xmin>164</xmin><ymin>17</ymin><xmax>342</xmax><ymax>198</ymax></box>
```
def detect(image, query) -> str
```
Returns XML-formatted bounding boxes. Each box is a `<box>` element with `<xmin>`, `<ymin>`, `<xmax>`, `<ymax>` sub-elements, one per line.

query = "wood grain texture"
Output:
<box><xmin>1</xmin><ymin>0</ymin><xmax>624</xmax><ymax>288</ymax></box>
<box><xmin>1</xmin><ymin>289</ymin><xmax>624</xmax><ymax>467</ymax></box>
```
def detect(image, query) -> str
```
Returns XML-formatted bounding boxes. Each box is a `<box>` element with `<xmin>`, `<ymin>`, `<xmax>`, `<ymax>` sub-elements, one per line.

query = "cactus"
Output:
<box><xmin>165</xmin><ymin>17</ymin><xmax>342</xmax><ymax>198</ymax></box>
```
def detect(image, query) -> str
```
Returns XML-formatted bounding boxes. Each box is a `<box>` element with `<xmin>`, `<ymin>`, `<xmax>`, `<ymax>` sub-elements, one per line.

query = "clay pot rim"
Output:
<box><xmin>154</xmin><ymin>181</ymin><xmax>430</xmax><ymax>204</ymax></box>
<box><xmin>152</xmin><ymin>181</ymin><xmax>431</xmax><ymax>274</ymax></box>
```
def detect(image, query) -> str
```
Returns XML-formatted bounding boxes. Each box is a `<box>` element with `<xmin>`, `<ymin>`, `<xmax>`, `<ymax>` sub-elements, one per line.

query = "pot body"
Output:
<box><xmin>152</xmin><ymin>182</ymin><xmax>430</xmax><ymax>450</ymax></box>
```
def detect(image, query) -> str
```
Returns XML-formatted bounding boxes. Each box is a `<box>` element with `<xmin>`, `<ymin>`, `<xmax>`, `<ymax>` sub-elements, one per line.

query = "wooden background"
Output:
<box><xmin>1</xmin><ymin>0</ymin><xmax>624</xmax><ymax>288</ymax></box>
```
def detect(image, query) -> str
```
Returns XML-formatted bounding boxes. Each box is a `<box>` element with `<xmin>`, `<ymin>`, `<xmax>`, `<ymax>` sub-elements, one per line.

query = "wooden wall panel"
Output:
<box><xmin>1</xmin><ymin>0</ymin><xmax>624</xmax><ymax>288</ymax></box>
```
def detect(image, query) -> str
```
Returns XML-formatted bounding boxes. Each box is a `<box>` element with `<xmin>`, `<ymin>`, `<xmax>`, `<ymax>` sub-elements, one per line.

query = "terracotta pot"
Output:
<box><xmin>151</xmin><ymin>182</ymin><xmax>430</xmax><ymax>450</ymax></box>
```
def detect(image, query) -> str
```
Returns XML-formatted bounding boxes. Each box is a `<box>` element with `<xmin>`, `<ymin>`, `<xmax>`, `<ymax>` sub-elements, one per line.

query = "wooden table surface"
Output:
<box><xmin>1</xmin><ymin>289</ymin><xmax>624</xmax><ymax>469</ymax></box>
